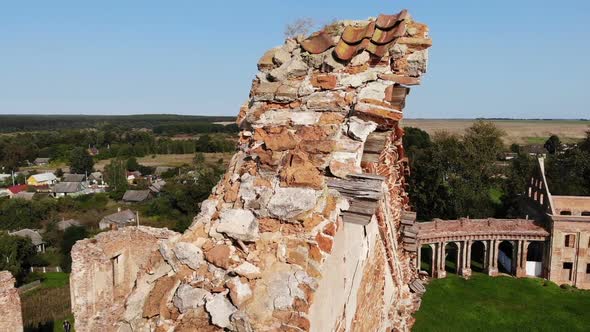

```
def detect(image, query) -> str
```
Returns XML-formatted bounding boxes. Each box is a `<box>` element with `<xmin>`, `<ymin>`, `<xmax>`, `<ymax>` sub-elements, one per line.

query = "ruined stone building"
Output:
<box><xmin>69</xmin><ymin>9</ymin><xmax>432</xmax><ymax>332</ymax></box>
<box><xmin>416</xmin><ymin>157</ymin><xmax>590</xmax><ymax>291</ymax></box>
<box><xmin>525</xmin><ymin>157</ymin><xmax>590</xmax><ymax>289</ymax></box>
<box><xmin>0</xmin><ymin>271</ymin><xmax>24</xmax><ymax>332</ymax></box>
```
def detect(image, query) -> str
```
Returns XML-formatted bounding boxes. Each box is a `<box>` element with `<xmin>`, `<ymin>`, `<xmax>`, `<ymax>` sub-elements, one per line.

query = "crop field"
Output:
<box><xmin>402</xmin><ymin>119</ymin><xmax>589</xmax><ymax>144</ymax></box>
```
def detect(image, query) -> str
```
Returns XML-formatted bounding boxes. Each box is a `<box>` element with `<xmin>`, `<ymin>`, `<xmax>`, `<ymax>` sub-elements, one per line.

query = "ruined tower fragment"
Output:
<box><xmin>70</xmin><ymin>9</ymin><xmax>431</xmax><ymax>331</ymax></box>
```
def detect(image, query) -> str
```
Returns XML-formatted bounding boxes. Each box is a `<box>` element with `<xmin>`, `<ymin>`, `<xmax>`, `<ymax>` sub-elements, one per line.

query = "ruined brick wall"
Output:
<box><xmin>0</xmin><ymin>271</ymin><xmax>23</xmax><ymax>332</ymax></box>
<box><xmin>548</xmin><ymin>218</ymin><xmax>590</xmax><ymax>289</ymax></box>
<box><xmin>70</xmin><ymin>8</ymin><xmax>431</xmax><ymax>331</ymax></box>
<box><xmin>70</xmin><ymin>227</ymin><xmax>179</xmax><ymax>331</ymax></box>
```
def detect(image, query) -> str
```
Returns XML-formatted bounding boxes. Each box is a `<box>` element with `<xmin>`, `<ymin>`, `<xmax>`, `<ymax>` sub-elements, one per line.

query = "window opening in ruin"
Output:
<box><xmin>586</xmin><ymin>264</ymin><xmax>590</xmax><ymax>274</ymax></box>
<box><xmin>582</xmin><ymin>211</ymin><xmax>590</xmax><ymax>216</ymax></box>
<box><xmin>560</xmin><ymin>211</ymin><xmax>572</xmax><ymax>216</ymax></box>
<box><xmin>527</xmin><ymin>241</ymin><xmax>544</xmax><ymax>262</ymax></box>
<box><xmin>565</xmin><ymin>235</ymin><xmax>575</xmax><ymax>248</ymax></box>
<box><xmin>111</xmin><ymin>254</ymin><xmax>122</xmax><ymax>287</ymax></box>
<box><xmin>563</xmin><ymin>262</ymin><xmax>573</xmax><ymax>281</ymax></box>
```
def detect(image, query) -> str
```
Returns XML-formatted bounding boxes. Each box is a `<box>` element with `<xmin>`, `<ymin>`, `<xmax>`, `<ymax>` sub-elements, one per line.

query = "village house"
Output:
<box><xmin>126</xmin><ymin>171</ymin><xmax>142</xmax><ymax>184</ymax></box>
<box><xmin>0</xmin><ymin>188</ymin><xmax>9</xmax><ymax>198</ymax></box>
<box><xmin>154</xmin><ymin>166</ymin><xmax>174</xmax><ymax>177</ymax></box>
<box><xmin>63</xmin><ymin>173</ymin><xmax>86</xmax><ymax>182</ymax></box>
<box><xmin>148</xmin><ymin>179</ymin><xmax>166</xmax><ymax>194</ymax></box>
<box><xmin>98</xmin><ymin>209</ymin><xmax>137</xmax><ymax>230</ymax></box>
<box><xmin>6</xmin><ymin>184</ymin><xmax>28</xmax><ymax>198</ymax></box>
<box><xmin>52</xmin><ymin>182</ymin><xmax>86</xmax><ymax>198</ymax></box>
<box><xmin>9</xmin><ymin>229</ymin><xmax>46</xmax><ymax>253</ymax></box>
<box><xmin>33</xmin><ymin>157</ymin><xmax>51</xmax><ymax>166</ymax></box>
<box><xmin>57</xmin><ymin>218</ymin><xmax>82</xmax><ymax>231</ymax></box>
<box><xmin>13</xmin><ymin>192</ymin><xmax>35</xmax><ymax>201</ymax></box>
<box><xmin>27</xmin><ymin>172</ymin><xmax>58</xmax><ymax>186</ymax></box>
<box><xmin>88</xmin><ymin>171</ymin><xmax>104</xmax><ymax>186</ymax></box>
<box><xmin>0</xmin><ymin>173</ymin><xmax>11</xmax><ymax>183</ymax></box>
<box><xmin>122</xmin><ymin>190</ymin><xmax>151</xmax><ymax>203</ymax></box>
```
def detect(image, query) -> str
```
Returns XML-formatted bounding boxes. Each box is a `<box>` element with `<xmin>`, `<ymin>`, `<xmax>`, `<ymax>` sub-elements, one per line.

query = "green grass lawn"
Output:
<box><xmin>22</xmin><ymin>272</ymin><xmax>73</xmax><ymax>331</ymax></box>
<box><xmin>413</xmin><ymin>273</ymin><xmax>590</xmax><ymax>332</ymax></box>
<box><xmin>39</xmin><ymin>272</ymin><xmax>69</xmax><ymax>289</ymax></box>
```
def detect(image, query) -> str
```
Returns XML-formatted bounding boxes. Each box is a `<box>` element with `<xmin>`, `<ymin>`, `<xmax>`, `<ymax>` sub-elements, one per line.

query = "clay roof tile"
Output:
<box><xmin>341</xmin><ymin>22</ymin><xmax>375</xmax><ymax>44</ymax></box>
<box><xmin>301</xmin><ymin>32</ymin><xmax>335</xmax><ymax>54</ymax></box>
<box><xmin>372</xmin><ymin>22</ymin><xmax>407</xmax><ymax>45</ymax></box>
<box><xmin>375</xmin><ymin>9</ymin><xmax>408</xmax><ymax>30</ymax></box>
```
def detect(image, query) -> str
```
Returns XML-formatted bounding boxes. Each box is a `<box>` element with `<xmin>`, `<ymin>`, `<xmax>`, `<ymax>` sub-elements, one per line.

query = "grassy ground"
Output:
<box><xmin>38</xmin><ymin>272</ymin><xmax>69</xmax><ymax>289</ymax></box>
<box><xmin>413</xmin><ymin>273</ymin><xmax>590</xmax><ymax>332</ymax></box>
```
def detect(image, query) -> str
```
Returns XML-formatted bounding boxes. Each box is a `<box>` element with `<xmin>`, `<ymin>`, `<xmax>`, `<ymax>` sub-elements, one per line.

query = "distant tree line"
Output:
<box><xmin>0</xmin><ymin>114</ymin><xmax>237</xmax><ymax>133</ymax></box>
<box><xmin>153</xmin><ymin>122</ymin><xmax>238</xmax><ymax>135</ymax></box>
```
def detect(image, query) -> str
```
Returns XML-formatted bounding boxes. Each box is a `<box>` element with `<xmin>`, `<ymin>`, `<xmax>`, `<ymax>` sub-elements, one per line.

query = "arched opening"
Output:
<box><xmin>470</xmin><ymin>241</ymin><xmax>486</xmax><ymax>273</ymax></box>
<box><xmin>419</xmin><ymin>245</ymin><xmax>434</xmax><ymax>276</ymax></box>
<box><xmin>582</xmin><ymin>211</ymin><xmax>590</xmax><ymax>216</ymax></box>
<box><xmin>445</xmin><ymin>242</ymin><xmax>459</xmax><ymax>274</ymax></box>
<box><xmin>497</xmin><ymin>241</ymin><xmax>514</xmax><ymax>275</ymax></box>
<box><xmin>560</xmin><ymin>210</ymin><xmax>572</xmax><ymax>216</ymax></box>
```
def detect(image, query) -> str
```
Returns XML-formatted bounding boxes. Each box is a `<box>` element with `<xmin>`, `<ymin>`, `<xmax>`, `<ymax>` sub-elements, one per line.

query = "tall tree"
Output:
<box><xmin>69</xmin><ymin>147</ymin><xmax>94</xmax><ymax>174</ymax></box>
<box><xmin>104</xmin><ymin>158</ymin><xmax>128</xmax><ymax>199</ymax></box>
<box><xmin>544</xmin><ymin>135</ymin><xmax>561</xmax><ymax>154</ymax></box>
<box><xmin>126</xmin><ymin>157</ymin><xmax>140</xmax><ymax>171</ymax></box>
<box><xmin>407</xmin><ymin>122</ymin><xmax>506</xmax><ymax>220</ymax></box>
<box><xmin>0</xmin><ymin>232</ymin><xmax>37</xmax><ymax>283</ymax></box>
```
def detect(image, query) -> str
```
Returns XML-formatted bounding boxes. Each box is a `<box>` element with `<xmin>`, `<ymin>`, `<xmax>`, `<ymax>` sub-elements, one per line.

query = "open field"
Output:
<box><xmin>413</xmin><ymin>273</ymin><xmax>590</xmax><ymax>332</ymax></box>
<box><xmin>402</xmin><ymin>119</ymin><xmax>590</xmax><ymax>144</ymax></box>
<box><xmin>94</xmin><ymin>152</ymin><xmax>233</xmax><ymax>171</ymax></box>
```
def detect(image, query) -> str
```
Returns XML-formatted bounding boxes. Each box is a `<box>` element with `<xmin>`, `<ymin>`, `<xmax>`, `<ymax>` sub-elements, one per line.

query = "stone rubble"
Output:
<box><xmin>69</xmin><ymin>8</ymin><xmax>432</xmax><ymax>332</ymax></box>
<box><xmin>0</xmin><ymin>271</ymin><xmax>23</xmax><ymax>332</ymax></box>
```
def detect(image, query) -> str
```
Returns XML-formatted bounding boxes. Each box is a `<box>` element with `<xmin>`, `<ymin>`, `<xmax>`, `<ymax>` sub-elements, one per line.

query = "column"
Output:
<box><xmin>461</xmin><ymin>240</ymin><xmax>472</xmax><ymax>278</ymax></box>
<box><xmin>467</xmin><ymin>240</ymin><xmax>472</xmax><ymax>270</ymax></box>
<box><xmin>487</xmin><ymin>239</ymin><xmax>499</xmax><ymax>276</ymax></box>
<box><xmin>516</xmin><ymin>240</ymin><xmax>527</xmax><ymax>278</ymax></box>
<box><xmin>417</xmin><ymin>242</ymin><xmax>422</xmax><ymax>273</ymax></box>
<box><xmin>429</xmin><ymin>244</ymin><xmax>438</xmax><ymax>278</ymax></box>
<box><xmin>436</xmin><ymin>242</ymin><xmax>447</xmax><ymax>278</ymax></box>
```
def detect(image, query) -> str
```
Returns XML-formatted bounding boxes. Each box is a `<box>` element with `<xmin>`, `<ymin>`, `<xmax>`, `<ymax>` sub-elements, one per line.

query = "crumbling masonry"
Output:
<box><xmin>70</xmin><ymin>9</ymin><xmax>431</xmax><ymax>331</ymax></box>
<box><xmin>0</xmin><ymin>271</ymin><xmax>24</xmax><ymax>331</ymax></box>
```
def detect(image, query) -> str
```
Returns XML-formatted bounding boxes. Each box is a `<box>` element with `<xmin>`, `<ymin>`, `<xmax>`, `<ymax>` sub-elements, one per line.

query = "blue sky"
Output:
<box><xmin>0</xmin><ymin>1</ymin><xmax>588</xmax><ymax>118</ymax></box>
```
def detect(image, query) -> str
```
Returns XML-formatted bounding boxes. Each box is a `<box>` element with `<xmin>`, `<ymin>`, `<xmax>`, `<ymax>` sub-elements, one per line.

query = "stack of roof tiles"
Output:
<box><xmin>70</xmin><ymin>9</ymin><xmax>432</xmax><ymax>332</ymax></box>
